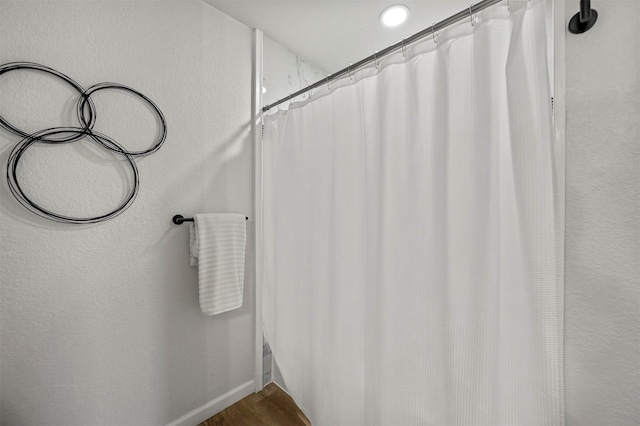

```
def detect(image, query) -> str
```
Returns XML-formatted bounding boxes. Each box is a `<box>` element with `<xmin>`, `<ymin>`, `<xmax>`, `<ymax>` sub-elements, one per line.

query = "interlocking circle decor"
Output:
<box><xmin>0</xmin><ymin>62</ymin><xmax>167</xmax><ymax>224</ymax></box>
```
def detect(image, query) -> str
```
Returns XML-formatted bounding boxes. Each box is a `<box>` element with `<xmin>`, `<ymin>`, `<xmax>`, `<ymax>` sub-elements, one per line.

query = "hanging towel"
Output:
<box><xmin>189</xmin><ymin>213</ymin><xmax>247</xmax><ymax>315</ymax></box>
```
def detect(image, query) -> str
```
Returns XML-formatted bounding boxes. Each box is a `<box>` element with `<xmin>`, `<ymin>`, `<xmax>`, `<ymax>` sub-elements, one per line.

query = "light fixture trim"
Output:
<box><xmin>380</xmin><ymin>4</ymin><xmax>410</xmax><ymax>27</ymax></box>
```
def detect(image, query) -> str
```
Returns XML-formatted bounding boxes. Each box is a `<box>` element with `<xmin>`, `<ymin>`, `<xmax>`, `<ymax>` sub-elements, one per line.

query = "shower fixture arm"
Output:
<box><xmin>568</xmin><ymin>0</ymin><xmax>598</xmax><ymax>34</ymax></box>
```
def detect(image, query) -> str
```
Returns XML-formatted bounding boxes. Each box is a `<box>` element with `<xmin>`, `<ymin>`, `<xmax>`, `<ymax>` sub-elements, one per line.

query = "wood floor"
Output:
<box><xmin>198</xmin><ymin>383</ymin><xmax>311</xmax><ymax>426</ymax></box>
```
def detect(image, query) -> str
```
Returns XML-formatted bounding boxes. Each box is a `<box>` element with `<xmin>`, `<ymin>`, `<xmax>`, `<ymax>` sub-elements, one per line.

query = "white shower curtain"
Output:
<box><xmin>263</xmin><ymin>1</ymin><xmax>563</xmax><ymax>425</ymax></box>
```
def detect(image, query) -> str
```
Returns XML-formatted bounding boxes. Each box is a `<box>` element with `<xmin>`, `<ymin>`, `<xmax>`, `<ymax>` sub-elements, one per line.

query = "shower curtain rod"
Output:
<box><xmin>263</xmin><ymin>0</ymin><xmax>504</xmax><ymax>112</ymax></box>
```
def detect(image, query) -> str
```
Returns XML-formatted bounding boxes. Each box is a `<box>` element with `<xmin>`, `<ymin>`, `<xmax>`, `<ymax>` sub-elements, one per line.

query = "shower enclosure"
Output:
<box><xmin>253</xmin><ymin>0</ymin><xmax>566</xmax><ymax>424</ymax></box>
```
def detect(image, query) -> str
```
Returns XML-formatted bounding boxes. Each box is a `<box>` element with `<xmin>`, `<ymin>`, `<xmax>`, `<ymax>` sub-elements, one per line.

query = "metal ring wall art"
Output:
<box><xmin>0</xmin><ymin>62</ymin><xmax>167</xmax><ymax>224</ymax></box>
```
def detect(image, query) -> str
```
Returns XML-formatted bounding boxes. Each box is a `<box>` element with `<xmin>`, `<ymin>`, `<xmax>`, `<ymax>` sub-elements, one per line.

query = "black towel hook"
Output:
<box><xmin>569</xmin><ymin>0</ymin><xmax>598</xmax><ymax>34</ymax></box>
<box><xmin>172</xmin><ymin>214</ymin><xmax>248</xmax><ymax>225</ymax></box>
<box><xmin>172</xmin><ymin>215</ymin><xmax>193</xmax><ymax>225</ymax></box>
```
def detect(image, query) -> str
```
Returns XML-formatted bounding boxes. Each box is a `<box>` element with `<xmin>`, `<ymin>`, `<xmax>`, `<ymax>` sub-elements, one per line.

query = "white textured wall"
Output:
<box><xmin>263</xmin><ymin>35</ymin><xmax>326</xmax><ymax>109</ymax></box>
<box><xmin>0</xmin><ymin>1</ymin><xmax>255</xmax><ymax>425</ymax></box>
<box><xmin>564</xmin><ymin>1</ymin><xmax>640</xmax><ymax>425</ymax></box>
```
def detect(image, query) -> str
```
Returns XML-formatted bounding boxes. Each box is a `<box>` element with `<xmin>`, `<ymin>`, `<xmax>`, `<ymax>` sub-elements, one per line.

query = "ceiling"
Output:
<box><xmin>204</xmin><ymin>0</ymin><xmax>472</xmax><ymax>73</ymax></box>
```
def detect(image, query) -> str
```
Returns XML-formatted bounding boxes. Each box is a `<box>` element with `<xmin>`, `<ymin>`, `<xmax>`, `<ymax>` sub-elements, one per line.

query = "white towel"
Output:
<box><xmin>189</xmin><ymin>213</ymin><xmax>247</xmax><ymax>315</ymax></box>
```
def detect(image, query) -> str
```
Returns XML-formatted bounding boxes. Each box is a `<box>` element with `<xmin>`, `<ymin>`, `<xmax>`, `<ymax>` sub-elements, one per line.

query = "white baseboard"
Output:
<box><xmin>166</xmin><ymin>380</ymin><xmax>255</xmax><ymax>426</ymax></box>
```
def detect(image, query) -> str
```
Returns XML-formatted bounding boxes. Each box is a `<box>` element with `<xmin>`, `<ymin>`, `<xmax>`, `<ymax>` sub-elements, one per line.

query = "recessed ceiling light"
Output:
<box><xmin>380</xmin><ymin>5</ymin><xmax>409</xmax><ymax>27</ymax></box>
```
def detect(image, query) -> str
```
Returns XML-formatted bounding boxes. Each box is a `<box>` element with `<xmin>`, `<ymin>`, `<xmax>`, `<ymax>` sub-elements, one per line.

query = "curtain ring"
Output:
<box><xmin>374</xmin><ymin>51</ymin><xmax>379</xmax><ymax>69</ymax></box>
<box><xmin>432</xmin><ymin>23</ymin><xmax>439</xmax><ymax>43</ymax></box>
<box><xmin>401</xmin><ymin>37</ymin><xmax>406</xmax><ymax>58</ymax></box>
<box><xmin>469</xmin><ymin>3</ymin><xmax>475</xmax><ymax>26</ymax></box>
<box><xmin>349</xmin><ymin>63</ymin><xmax>354</xmax><ymax>81</ymax></box>
<box><xmin>326</xmin><ymin>76</ymin><xmax>331</xmax><ymax>91</ymax></box>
